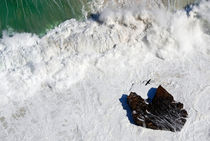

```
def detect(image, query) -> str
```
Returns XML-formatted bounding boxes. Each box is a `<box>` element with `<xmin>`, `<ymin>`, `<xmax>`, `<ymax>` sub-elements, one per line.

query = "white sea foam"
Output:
<box><xmin>0</xmin><ymin>0</ymin><xmax>210</xmax><ymax>141</ymax></box>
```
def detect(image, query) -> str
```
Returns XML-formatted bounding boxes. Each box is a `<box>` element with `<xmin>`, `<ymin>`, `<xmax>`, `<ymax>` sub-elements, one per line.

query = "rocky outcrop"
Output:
<box><xmin>127</xmin><ymin>85</ymin><xmax>188</xmax><ymax>132</ymax></box>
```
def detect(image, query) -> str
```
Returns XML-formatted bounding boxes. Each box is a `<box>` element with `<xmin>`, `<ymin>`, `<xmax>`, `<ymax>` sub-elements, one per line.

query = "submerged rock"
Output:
<box><xmin>127</xmin><ymin>85</ymin><xmax>188</xmax><ymax>132</ymax></box>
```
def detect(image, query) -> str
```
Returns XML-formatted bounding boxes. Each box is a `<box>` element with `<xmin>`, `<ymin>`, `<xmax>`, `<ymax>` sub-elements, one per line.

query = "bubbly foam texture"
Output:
<box><xmin>0</xmin><ymin>0</ymin><xmax>210</xmax><ymax>140</ymax></box>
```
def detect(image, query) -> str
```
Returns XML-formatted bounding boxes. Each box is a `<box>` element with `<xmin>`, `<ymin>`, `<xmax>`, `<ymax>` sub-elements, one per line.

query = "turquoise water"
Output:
<box><xmin>0</xmin><ymin>0</ymin><xmax>90</xmax><ymax>36</ymax></box>
<box><xmin>0</xmin><ymin>0</ymin><xmax>200</xmax><ymax>37</ymax></box>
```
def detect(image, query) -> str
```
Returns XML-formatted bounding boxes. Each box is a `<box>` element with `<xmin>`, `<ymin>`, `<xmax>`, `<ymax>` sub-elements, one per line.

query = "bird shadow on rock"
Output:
<box><xmin>147</xmin><ymin>87</ymin><xmax>157</xmax><ymax>103</ymax></box>
<box><xmin>119</xmin><ymin>94</ymin><xmax>134</xmax><ymax>124</ymax></box>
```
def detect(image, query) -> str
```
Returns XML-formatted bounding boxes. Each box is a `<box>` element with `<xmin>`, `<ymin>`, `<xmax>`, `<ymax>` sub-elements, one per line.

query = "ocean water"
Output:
<box><xmin>0</xmin><ymin>0</ymin><xmax>198</xmax><ymax>36</ymax></box>
<box><xmin>0</xmin><ymin>0</ymin><xmax>90</xmax><ymax>36</ymax></box>
<box><xmin>0</xmin><ymin>0</ymin><xmax>210</xmax><ymax>141</ymax></box>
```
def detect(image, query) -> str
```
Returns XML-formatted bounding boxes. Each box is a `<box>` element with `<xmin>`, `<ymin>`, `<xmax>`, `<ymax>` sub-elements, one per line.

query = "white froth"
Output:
<box><xmin>0</xmin><ymin>0</ymin><xmax>210</xmax><ymax>141</ymax></box>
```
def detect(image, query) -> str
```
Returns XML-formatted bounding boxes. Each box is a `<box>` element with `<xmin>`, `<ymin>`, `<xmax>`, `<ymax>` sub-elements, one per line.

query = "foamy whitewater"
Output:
<box><xmin>0</xmin><ymin>0</ymin><xmax>210</xmax><ymax>141</ymax></box>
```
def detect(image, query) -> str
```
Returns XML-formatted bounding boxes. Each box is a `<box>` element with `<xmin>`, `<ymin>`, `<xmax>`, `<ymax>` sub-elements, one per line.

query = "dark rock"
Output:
<box><xmin>127</xmin><ymin>85</ymin><xmax>188</xmax><ymax>132</ymax></box>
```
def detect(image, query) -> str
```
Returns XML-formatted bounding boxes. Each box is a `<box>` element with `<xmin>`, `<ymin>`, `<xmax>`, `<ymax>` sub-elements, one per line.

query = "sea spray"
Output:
<box><xmin>0</xmin><ymin>0</ymin><xmax>209</xmax><ymax>141</ymax></box>
<box><xmin>0</xmin><ymin>0</ymin><xmax>201</xmax><ymax>37</ymax></box>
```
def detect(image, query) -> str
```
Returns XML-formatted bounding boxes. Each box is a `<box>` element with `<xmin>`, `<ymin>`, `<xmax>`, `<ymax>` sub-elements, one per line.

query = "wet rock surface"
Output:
<box><xmin>127</xmin><ymin>85</ymin><xmax>188</xmax><ymax>132</ymax></box>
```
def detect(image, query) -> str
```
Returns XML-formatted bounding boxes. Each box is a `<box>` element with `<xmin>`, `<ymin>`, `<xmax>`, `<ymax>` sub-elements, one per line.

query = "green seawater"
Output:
<box><xmin>0</xmin><ymin>0</ymin><xmax>90</xmax><ymax>36</ymax></box>
<box><xmin>0</xmin><ymin>0</ymin><xmax>200</xmax><ymax>37</ymax></box>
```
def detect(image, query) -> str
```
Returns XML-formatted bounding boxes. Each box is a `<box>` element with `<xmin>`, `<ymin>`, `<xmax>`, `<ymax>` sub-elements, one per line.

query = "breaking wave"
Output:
<box><xmin>0</xmin><ymin>0</ymin><xmax>210</xmax><ymax>141</ymax></box>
